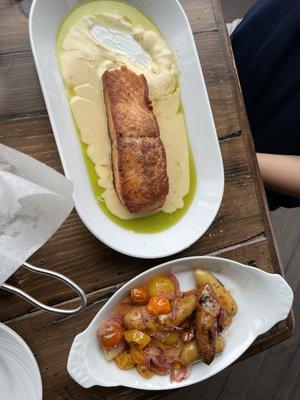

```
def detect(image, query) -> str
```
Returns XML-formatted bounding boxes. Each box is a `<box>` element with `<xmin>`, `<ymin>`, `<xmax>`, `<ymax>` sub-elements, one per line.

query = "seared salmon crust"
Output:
<box><xmin>103</xmin><ymin>67</ymin><xmax>169</xmax><ymax>213</ymax></box>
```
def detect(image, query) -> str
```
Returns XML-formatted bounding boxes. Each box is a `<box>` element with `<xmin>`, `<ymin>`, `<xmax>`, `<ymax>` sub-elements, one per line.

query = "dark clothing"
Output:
<box><xmin>231</xmin><ymin>0</ymin><xmax>300</xmax><ymax>210</ymax></box>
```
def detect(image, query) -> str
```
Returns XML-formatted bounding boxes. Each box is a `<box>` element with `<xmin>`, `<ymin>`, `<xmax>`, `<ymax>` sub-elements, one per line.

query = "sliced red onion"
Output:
<box><xmin>97</xmin><ymin>314</ymin><xmax>123</xmax><ymax>336</ymax></box>
<box><xmin>144</xmin><ymin>345</ymin><xmax>163</xmax><ymax>357</ymax></box>
<box><xmin>143</xmin><ymin>352</ymin><xmax>151</xmax><ymax>367</ymax></box>
<box><xmin>181</xmin><ymin>327</ymin><xmax>194</xmax><ymax>343</ymax></box>
<box><xmin>111</xmin><ymin>313</ymin><xmax>124</xmax><ymax>325</ymax></box>
<box><xmin>171</xmin><ymin>301</ymin><xmax>177</xmax><ymax>321</ymax></box>
<box><xmin>152</xmin><ymin>331</ymin><xmax>168</xmax><ymax>341</ymax></box>
<box><xmin>138</xmin><ymin>306</ymin><xmax>148</xmax><ymax>327</ymax></box>
<box><xmin>164</xmin><ymin>345</ymin><xmax>183</xmax><ymax>360</ymax></box>
<box><xmin>104</xmin><ymin>340</ymin><xmax>125</xmax><ymax>361</ymax></box>
<box><xmin>151</xmin><ymin>355</ymin><xmax>172</xmax><ymax>372</ymax></box>
<box><xmin>150</xmin><ymin>362</ymin><xmax>171</xmax><ymax>376</ymax></box>
<box><xmin>166</xmin><ymin>273</ymin><xmax>182</xmax><ymax>298</ymax></box>
<box><xmin>156</xmin><ymin>291</ymin><xmax>176</xmax><ymax>301</ymax></box>
<box><xmin>97</xmin><ymin>320</ymin><xmax>110</xmax><ymax>336</ymax></box>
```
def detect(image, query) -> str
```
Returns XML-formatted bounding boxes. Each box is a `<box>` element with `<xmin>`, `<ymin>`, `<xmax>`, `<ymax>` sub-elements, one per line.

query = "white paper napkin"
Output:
<box><xmin>0</xmin><ymin>144</ymin><xmax>74</xmax><ymax>286</ymax></box>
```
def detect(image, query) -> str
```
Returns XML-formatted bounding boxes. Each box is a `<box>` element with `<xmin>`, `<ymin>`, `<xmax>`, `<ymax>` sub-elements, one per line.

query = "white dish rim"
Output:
<box><xmin>28</xmin><ymin>0</ymin><xmax>224</xmax><ymax>259</ymax></box>
<box><xmin>0</xmin><ymin>323</ymin><xmax>43</xmax><ymax>400</ymax></box>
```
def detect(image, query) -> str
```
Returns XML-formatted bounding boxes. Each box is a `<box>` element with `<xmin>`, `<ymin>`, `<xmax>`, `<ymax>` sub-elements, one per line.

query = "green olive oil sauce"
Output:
<box><xmin>57</xmin><ymin>0</ymin><xmax>197</xmax><ymax>234</ymax></box>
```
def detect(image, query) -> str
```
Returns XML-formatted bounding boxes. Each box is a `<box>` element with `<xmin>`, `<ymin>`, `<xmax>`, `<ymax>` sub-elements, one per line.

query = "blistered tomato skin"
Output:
<box><xmin>147</xmin><ymin>295</ymin><xmax>172</xmax><ymax>315</ymax></box>
<box><xmin>147</xmin><ymin>276</ymin><xmax>175</xmax><ymax>297</ymax></box>
<box><xmin>124</xmin><ymin>329</ymin><xmax>151</xmax><ymax>348</ymax></box>
<box><xmin>115</xmin><ymin>352</ymin><xmax>135</xmax><ymax>370</ymax></box>
<box><xmin>130</xmin><ymin>286</ymin><xmax>150</xmax><ymax>305</ymax></box>
<box><xmin>100</xmin><ymin>322</ymin><xmax>124</xmax><ymax>349</ymax></box>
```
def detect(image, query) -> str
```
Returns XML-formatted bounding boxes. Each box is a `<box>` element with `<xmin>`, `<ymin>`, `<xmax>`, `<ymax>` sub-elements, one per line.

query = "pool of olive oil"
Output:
<box><xmin>56</xmin><ymin>0</ymin><xmax>197</xmax><ymax>234</ymax></box>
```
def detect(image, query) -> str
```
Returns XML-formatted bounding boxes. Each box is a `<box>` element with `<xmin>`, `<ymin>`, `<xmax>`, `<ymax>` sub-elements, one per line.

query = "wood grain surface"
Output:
<box><xmin>0</xmin><ymin>0</ymin><xmax>294</xmax><ymax>399</ymax></box>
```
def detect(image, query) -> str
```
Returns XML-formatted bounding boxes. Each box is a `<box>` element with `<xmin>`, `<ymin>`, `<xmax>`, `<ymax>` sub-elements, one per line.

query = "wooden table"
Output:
<box><xmin>0</xmin><ymin>0</ymin><xmax>295</xmax><ymax>399</ymax></box>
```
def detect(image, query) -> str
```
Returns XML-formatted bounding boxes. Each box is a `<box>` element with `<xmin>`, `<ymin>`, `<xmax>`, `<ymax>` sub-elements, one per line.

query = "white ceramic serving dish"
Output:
<box><xmin>0</xmin><ymin>324</ymin><xmax>43</xmax><ymax>400</ymax></box>
<box><xmin>67</xmin><ymin>256</ymin><xmax>293</xmax><ymax>390</ymax></box>
<box><xmin>29</xmin><ymin>0</ymin><xmax>224</xmax><ymax>259</ymax></box>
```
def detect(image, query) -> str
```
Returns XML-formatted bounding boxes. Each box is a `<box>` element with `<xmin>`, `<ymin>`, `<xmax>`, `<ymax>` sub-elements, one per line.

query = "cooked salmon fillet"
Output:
<box><xmin>103</xmin><ymin>66</ymin><xmax>160</xmax><ymax>139</ymax></box>
<box><xmin>103</xmin><ymin>67</ymin><xmax>169</xmax><ymax>213</ymax></box>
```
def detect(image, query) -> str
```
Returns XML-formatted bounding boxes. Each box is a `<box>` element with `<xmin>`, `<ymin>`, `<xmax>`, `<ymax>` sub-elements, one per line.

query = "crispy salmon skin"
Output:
<box><xmin>102</xmin><ymin>67</ymin><xmax>169</xmax><ymax>213</ymax></box>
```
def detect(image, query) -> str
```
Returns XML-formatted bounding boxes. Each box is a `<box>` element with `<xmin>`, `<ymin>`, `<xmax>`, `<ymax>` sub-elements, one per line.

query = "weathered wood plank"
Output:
<box><xmin>0</xmin><ymin>0</ymin><xmax>31</xmax><ymax>55</ymax></box>
<box><xmin>180</xmin><ymin>0</ymin><xmax>217</xmax><ymax>32</ymax></box>
<box><xmin>0</xmin><ymin>51</ymin><xmax>45</xmax><ymax>120</ymax></box>
<box><xmin>6</xmin><ymin>238</ymin><xmax>287</xmax><ymax>400</ymax></box>
<box><xmin>195</xmin><ymin>31</ymin><xmax>240</xmax><ymax>136</ymax></box>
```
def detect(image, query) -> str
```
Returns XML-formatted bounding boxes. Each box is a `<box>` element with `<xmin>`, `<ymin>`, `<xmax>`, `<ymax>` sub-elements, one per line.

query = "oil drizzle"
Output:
<box><xmin>57</xmin><ymin>0</ymin><xmax>197</xmax><ymax>234</ymax></box>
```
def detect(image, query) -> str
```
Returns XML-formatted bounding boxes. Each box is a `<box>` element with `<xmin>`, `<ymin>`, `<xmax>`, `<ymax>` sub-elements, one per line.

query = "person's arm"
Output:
<box><xmin>257</xmin><ymin>153</ymin><xmax>300</xmax><ymax>197</ymax></box>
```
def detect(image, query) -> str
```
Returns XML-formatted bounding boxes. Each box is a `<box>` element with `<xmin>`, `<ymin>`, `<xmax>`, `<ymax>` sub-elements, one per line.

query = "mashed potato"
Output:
<box><xmin>60</xmin><ymin>12</ymin><xmax>190</xmax><ymax>219</ymax></box>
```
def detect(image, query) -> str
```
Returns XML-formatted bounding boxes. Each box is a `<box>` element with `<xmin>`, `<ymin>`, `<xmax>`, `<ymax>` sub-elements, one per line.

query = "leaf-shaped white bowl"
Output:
<box><xmin>67</xmin><ymin>256</ymin><xmax>293</xmax><ymax>390</ymax></box>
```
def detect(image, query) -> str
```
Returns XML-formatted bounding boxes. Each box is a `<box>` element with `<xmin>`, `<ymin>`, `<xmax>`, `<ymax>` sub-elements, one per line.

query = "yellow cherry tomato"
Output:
<box><xmin>164</xmin><ymin>332</ymin><xmax>180</xmax><ymax>346</ymax></box>
<box><xmin>115</xmin><ymin>352</ymin><xmax>135</xmax><ymax>370</ymax></box>
<box><xmin>124</xmin><ymin>330</ymin><xmax>151</xmax><ymax>348</ymax></box>
<box><xmin>147</xmin><ymin>296</ymin><xmax>172</xmax><ymax>315</ymax></box>
<box><xmin>130</xmin><ymin>345</ymin><xmax>146</xmax><ymax>364</ymax></box>
<box><xmin>147</xmin><ymin>276</ymin><xmax>175</xmax><ymax>297</ymax></box>
<box><xmin>136</xmin><ymin>364</ymin><xmax>154</xmax><ymax>379</ymax></box>
<box><xmin>130</xmin><ymin>286</ymin><xmax>150</xmax><ymax>305</ymax></box>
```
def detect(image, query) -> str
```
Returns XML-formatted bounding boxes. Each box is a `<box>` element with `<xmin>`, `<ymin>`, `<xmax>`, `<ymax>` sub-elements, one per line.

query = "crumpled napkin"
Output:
<box><xmin>0</xmin><ymin>144</ymin><xmax>74</xmax><ymax>286</ymax></box>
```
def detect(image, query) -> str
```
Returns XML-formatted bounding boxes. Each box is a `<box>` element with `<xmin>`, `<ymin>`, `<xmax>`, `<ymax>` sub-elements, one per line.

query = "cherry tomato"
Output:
<box><xmin>115</xmin><ymin>352</ymin><xmax>135</xmax><ymax>370</ymax></box>
<box><xmin>147</xmin><ymin>276</ymin><xmax>175</xmax><ymax>297</ymax></box>
<box><xmin>124</xmin><ymin>329</ymin><xmax>151</xmax><ymax>348</ymax></box>
<box><xmin>100</xmin><ymin>322</ymin><xmax>124</xmax><ymax>349</ymax></box>
<box><xmin>164</xmin><ymin>332</ymin><xmax>180</xmax><ymax>346</ymax></box>
<box><xmin>147</xmin><ymin>295</ymin><xmax>172</xmax><ymax>315</ymax></box>
<box><xmin>130</xmin><ymin>286</ymin><xmax>150</xmax><ymax>305</ymax></box>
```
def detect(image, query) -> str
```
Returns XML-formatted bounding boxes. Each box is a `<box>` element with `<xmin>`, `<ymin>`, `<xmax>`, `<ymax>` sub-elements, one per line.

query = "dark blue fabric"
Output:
<box><xmin>231</xmin><ymin>0</ymin><xmax>300</xmax><ymax>210</ymax></box>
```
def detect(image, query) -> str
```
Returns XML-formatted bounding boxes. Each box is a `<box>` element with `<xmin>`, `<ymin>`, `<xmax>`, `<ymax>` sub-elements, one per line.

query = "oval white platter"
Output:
<box><xmin>67</xmin><ymin>256</ymin><xmax>293</xmax><ymax>390</ymax></box>
<box><xmin>29</xmin><ymin>0</ymin><xmax>224</xmax><ymax>258</ymax></box>
<box><xmin>0</xmin><ymin>324</ymin><xmax>43</xmax><ymax>400</ymax></box>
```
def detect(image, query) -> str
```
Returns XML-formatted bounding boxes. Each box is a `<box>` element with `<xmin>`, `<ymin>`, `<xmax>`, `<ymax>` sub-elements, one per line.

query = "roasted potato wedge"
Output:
<box><xmin>180</xmin><ymin>334</ymin><xmax>225</xmax><ymax>366</ymax></box>
<box><xmin>194</xmin><ymin>268</ymin><xmax>237</xmax><ymax>317</ymax></box>
<box><xmin>158</xmin><ymin>295</ymin><xmax>197</xmax><ymax>327</ymax></box>
<box><xmin>173</xmin><ymin>295</ymin><xmax>197</xmax><ymax>326</ymax></box>
<box><xmin>124</xmin><ymin>306</ymin><xmax>158</xmax><ymax>332</ymax></box>
<box><xmin>215</xmin><ymin>335</ymin><xmax>225</xmax><ymax>354</ymax></box>
<box><xmin>124</xmin><ymin>306</ymin><xmax>146</xmax><ymax>330</ymax></box>
<box><xmin>180</xmin><ymin>340</ymin><xmax>200</xmax><ymax>365</ymax></box>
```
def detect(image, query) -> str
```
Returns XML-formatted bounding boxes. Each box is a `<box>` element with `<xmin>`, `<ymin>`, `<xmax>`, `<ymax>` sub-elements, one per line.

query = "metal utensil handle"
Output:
<box><xmin>1</xmin><ymin>262</ymin><xmax>87</xmax><ymax>315</ymax></box>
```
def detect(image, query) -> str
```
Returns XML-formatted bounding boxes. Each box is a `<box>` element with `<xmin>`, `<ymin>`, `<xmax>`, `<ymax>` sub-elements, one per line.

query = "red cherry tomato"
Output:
<box><xmin>100</xmin><ymin>322</ymin><xmax>124</xmax><ymax>349</ymax></box>
<box><xmin>147</xmin><ymin>295</ymin><xmax>171</xmax><ymax>315</ymax></box>
<box><xmin>130</xmin><ymin>286</ymin><xmax>150</xmax><ymax>305</ymax></box>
